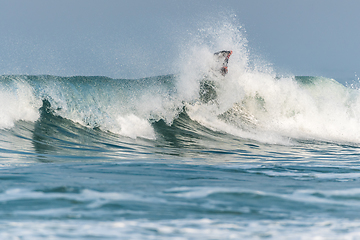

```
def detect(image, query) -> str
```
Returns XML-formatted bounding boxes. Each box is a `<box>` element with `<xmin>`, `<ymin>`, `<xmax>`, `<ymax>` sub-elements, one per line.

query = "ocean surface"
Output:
<box><xmin>2</xmin><ymin>26</ymin><xmax>360</xmax><ymax>239</ymax></box>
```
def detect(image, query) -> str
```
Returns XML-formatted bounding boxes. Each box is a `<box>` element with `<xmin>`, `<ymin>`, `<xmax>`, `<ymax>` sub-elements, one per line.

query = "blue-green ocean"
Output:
<box><xmin>2</xmin><ymin>25</ymin><xmax>360</xmax><ymax>238</ymax></box>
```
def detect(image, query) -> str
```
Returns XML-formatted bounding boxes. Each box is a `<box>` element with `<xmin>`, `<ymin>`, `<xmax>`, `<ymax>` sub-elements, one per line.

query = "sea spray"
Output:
<box><xmin>175</xmin><ymin>19</ymin><xmax>360</xmax><ymax>144</ymax></box>
<box><xmin>0</xmin><ymin>76</ymin><xmax>40</xmax><ymax>129</ymax></box>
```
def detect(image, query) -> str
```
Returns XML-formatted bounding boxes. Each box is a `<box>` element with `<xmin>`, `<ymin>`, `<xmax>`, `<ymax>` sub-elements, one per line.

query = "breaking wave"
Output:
<box><xmin>1</xmin><ymin>20</ymin><xmax>360</xmax><ymax>146</ymax></box>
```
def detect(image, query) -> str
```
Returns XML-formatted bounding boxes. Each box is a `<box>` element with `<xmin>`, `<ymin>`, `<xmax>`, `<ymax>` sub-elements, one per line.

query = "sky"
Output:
<box><xmin>0</xmin><ymin>0</ymin><xmax>359</xmax><ymax>83</ymax></box>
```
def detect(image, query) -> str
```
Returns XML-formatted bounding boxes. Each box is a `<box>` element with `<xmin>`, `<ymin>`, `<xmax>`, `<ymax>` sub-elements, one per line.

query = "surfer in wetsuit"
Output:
<box><xmin>214</xmin><ymin>50</ymin><xmax>232</xmax><ymax>76</ymax></box>
<box><xmin>199</xmin><ymin>50</ymin><xmax>232</xmax><ymax>103</ymax></box>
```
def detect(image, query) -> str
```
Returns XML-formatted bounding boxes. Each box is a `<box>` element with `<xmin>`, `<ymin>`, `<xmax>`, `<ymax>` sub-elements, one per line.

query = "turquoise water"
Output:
<box><xmin>1</xmin><ymin>72</ymin><xmax>360</xmax><ymax>239</ymax></box>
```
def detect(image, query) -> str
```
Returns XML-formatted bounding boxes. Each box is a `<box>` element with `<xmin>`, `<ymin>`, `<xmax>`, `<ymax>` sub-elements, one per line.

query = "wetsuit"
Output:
<box><xmin>214</xmin><ymin>50</ymin><xmax>232</xmax><ymax>76</ymax></box>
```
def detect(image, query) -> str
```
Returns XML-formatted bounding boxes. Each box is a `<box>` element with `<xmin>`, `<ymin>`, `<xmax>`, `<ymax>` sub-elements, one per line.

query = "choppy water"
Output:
<box><xmin>2</xmin><ymin>22</ymin><xmax>360</xmax><ymax>239</ymax></box>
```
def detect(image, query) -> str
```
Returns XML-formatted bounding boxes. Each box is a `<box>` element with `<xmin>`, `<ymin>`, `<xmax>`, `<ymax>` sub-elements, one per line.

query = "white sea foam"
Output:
<box><xmin>115</xmin><ymin>114</ymin><xmax>156</xmax><ymax>139</ymax></box>
<box><xmin>0</xmin><ymin>78</ymin><xmax>40</xmax><ymax>129</ymax></box>
<box><xmin>2</xmin><ymin>218</ymin><xmax>360</xmax><ymax>240</ymax></box>
<box><xmin>0</xmin><ymin>188</ymin><xmax>166</xmax><ymax>207</ymax></box>
<box><xmin>164</xmin><ymin>186</ymin><xmax>360</xmax><ymax>208</ymax></box>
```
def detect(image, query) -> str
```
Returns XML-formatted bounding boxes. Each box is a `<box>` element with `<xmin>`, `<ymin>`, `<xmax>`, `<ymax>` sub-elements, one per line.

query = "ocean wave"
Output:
<box><xmin>1</xmin><ymin>71</ymin><xmax>360</xmax><ymax>146</ymax></box>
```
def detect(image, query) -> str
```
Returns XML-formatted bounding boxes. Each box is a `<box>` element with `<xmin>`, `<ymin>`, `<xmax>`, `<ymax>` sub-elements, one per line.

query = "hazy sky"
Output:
<box><xmin>0</xmin><ymin>0</ymin><xmax>359</xmax><ymax>82</ymax></box>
